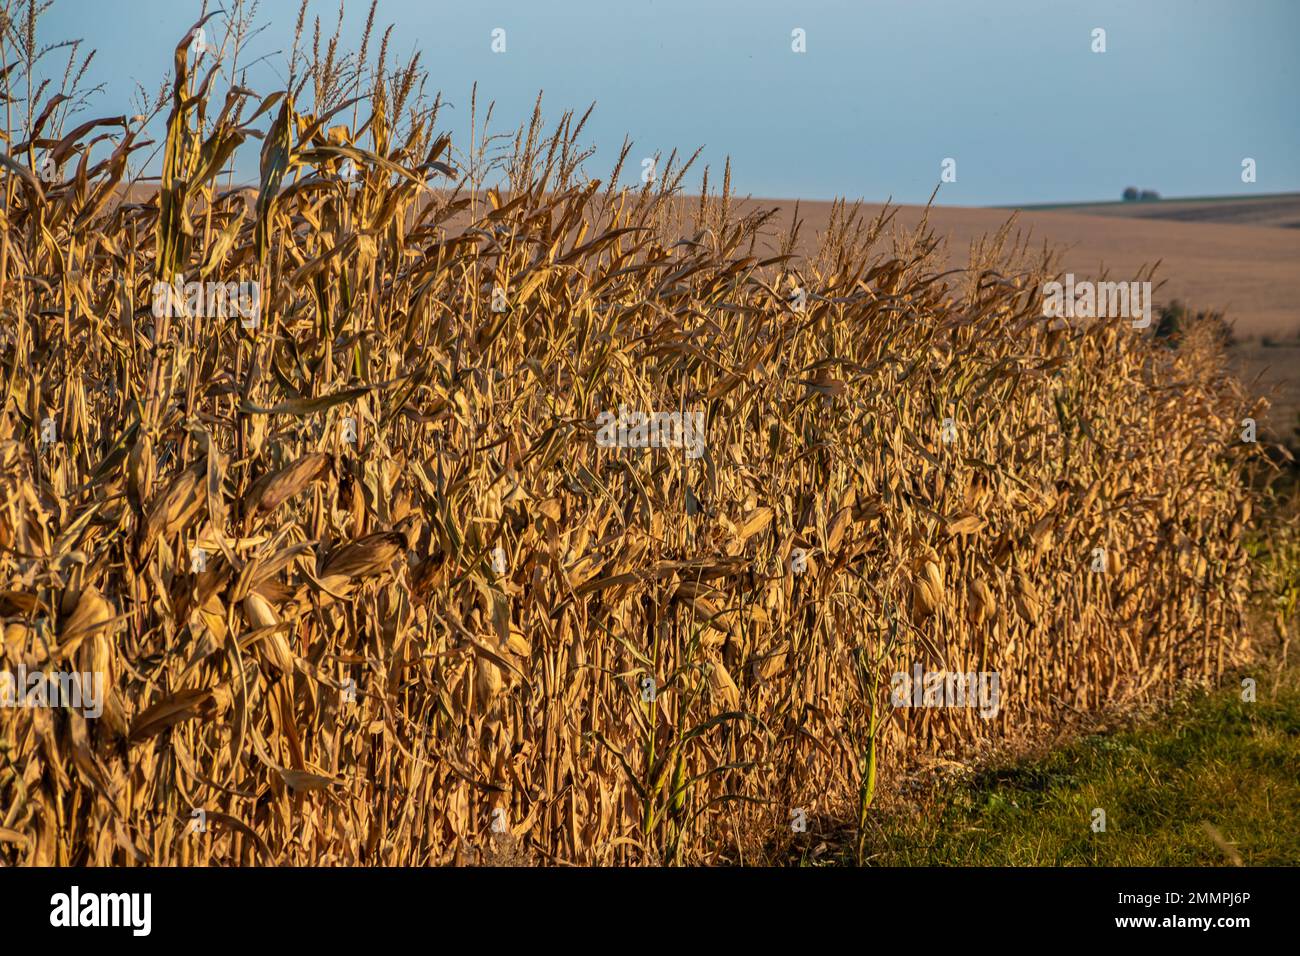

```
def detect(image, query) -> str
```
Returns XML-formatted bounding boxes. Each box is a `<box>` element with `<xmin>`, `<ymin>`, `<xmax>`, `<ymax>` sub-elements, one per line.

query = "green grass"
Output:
<box><xmin>862</xmin><ymin>674</ymin><xmax>1300</xmax><ymax>866</ymax></box>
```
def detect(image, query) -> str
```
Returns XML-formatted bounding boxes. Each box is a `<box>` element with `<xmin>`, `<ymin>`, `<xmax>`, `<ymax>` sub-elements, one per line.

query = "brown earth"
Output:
<box><xmin>729</xmin><ymin>195</ymin><xmax>1300</xmax><ymax>443</ymax></box>
<box><xmin>732</xmin><ymin>196</ymin><xmax>1300</xmax><ymax>339</ymax></box>
<box><xmin>1017</xmin><ymin>193</ymin><xmax>1300</xmax><ymax>230</ymax></box>
<box><xmin>1227</xmin><ymin>340</ymin><xmax>1300</xmax><ymax>447</ymax></box>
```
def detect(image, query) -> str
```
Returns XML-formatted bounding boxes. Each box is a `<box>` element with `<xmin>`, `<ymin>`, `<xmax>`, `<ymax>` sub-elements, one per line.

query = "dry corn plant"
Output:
<box><xmin>0</xmin><ymin>6</ymin><xmax>1262</xmax><ymax>866</ymax></box>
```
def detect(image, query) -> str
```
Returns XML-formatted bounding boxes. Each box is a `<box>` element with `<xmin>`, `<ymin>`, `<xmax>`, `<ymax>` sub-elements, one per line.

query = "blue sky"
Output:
<box><xmin>30</xmin><ymin>0</ymin><xmax>1300</xmax><ymax>204</ymax></box>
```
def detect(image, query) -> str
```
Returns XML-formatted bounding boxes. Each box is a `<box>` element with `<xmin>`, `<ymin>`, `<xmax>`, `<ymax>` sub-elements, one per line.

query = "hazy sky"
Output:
<box><xmin>32</xmin><ymin>0</ymin><xmax>1300</xmax><ymax>204</ymax></box>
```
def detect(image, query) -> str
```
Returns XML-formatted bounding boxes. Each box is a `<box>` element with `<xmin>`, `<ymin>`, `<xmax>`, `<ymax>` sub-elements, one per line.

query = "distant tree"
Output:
<box><xmin>1139</xmin><ymin>189</ymin><xmax>1160</xmax><ymax>201</ymax></box>
<box><xmin>1154</xmin><ymin>299</ymin><xmax>1235</xmax><ymax>348</ymax></box>
<box><xmin>1122</xmin><ymin>186</ymin><xmax>1139</xmax><ymax>201</ymax></box>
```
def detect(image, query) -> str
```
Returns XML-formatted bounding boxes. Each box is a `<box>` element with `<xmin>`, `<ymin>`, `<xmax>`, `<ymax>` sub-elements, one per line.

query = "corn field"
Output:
<box><xmin>0</xmin><ymin>10</ymin><xmax>1259</xmax><ymax>865</ymax></box>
